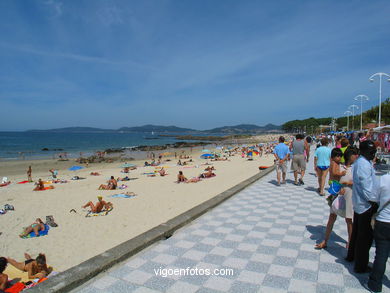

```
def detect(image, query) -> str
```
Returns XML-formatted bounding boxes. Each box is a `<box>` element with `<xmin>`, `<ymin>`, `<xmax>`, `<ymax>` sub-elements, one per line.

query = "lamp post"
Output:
<box><xmin>349</xmin><ymin>104</ymin><xmax>359</xmax><ymax>130</ymax></box>
<box><xmin>354</xmin><ymin>95</ymin><xmax>369</xmax><ymax>131</ymax></box>
<box><xmin>344</xmin><ymin>110</ymin><xmax>352</xmax><ymax>131</ymax></box>
<box><xmin>369</xmin><ymin>72</ymin><xmax>390</xmax><ymax>127</ymax></box>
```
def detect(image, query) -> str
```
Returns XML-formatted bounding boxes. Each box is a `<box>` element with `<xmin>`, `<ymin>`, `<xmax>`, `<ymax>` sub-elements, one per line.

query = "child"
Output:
<box><xmin>327</xmin><ymin>148</ymin><xmax>347</xmax><ymax>206</ymax></box>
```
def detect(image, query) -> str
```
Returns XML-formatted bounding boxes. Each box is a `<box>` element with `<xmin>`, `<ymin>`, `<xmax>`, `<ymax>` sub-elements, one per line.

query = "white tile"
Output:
<box><xmin>237</xmin><ymin>243</ymin><xmax>258</xmax><ymax>252</ymax></box>
<box><xmin>210</xmin><ymin>247</ymin><xmax>233</xmax><ymax>256</ymax></box>
<box><xmin>123</xmin><ymin>270</ymin><xmax>153</xmax><ymax>285</ymax></box>
<box><xmin>92</xmin><ymin>276</ymin><xmax>118</xmax><ymax>290</ymax></box>
<box><xmin>152</xmin><ymin>253</ymin><xmax>177</xmax><ymax>265</ymax></box>
<box><xmin>237</xmin><ymin>270</ymin><xmax>265</xmax><ymax>284</ymax></box>
<box><xmin>222</xmin><ymin>257</ymin><xmax>248</xmax><ymax>269</ymax></box>
<box><xmin>175</xmin><ymin>240</ymin><xmax>195</xmax><ymax>249</ymax></box>
<box><xmin>268</xmin><ymin>264</ymin><xmax>294</xmax><ymax>278</ymax></box>
<box><xmin>288</xmin><ymin>279</ymin><xmax>317</xmax><ymax>293</ymax></box>
<box><xmin>277</xmin><ymin>248</ymin><xmax>298</xmax><ymax>258</ymax></box>
<box><xmin>204</xmin><ymin>276</ymin><xmax>233</xmax><ymax>292</ymax></box>
<box><xmin>166</xmin><ymin>281</ymin><xmax>199</xmax><ymax>293</ymax></box>
<box><xmin>125</xmin><ymin>257</ymin><xmax>147</xmax><ymax>269</ymax></box>
<box><xmin>318</xmin><ymin>271</ymin><xmax>344</xmax><ymax>286</ymax></box>
<box><xmin>182</xmin><ymin>250</ymin><xmax>206</xmax><ymax>261</ymax></box>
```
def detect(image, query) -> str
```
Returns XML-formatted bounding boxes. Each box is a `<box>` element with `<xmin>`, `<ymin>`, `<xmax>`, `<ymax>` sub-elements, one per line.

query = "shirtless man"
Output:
<box><xmin>0</xmin><ymin>257</ymin><xmax>8</xmax><ymax>291</ymax></box>
<box><xmin>82</xmin><ymin>196</ymin><xmax>113</xmax><ymax>213</ymax></box>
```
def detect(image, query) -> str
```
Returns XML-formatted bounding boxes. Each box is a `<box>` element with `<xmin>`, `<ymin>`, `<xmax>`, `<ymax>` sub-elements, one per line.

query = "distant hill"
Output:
<box><xmin>204</xmin><ymin>124</ymin><xmax>281</xmax><ymax>134</ymax></box>
<box><xmin>118</xmin><ymin>124</ymin><xmax>196</xmax><ymax>133</ymax></box>
<box><xmin>26</xmin><ymin>127</ymin><xmax>114</xmax><ymax>133</ymax></box>
<box><xmin>25</xmin><ymin>124</ymin><xmax>282</xmax><ymax>134</ymax></box>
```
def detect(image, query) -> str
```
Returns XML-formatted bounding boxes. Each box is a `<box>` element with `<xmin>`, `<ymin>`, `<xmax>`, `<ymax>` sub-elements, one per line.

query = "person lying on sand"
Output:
<box><xmin>158</xmin><ymin>167</ymin><xmax>167</xmax><ymax>176</ymax></box>
<box><xmin>90</xmin><ymin>172</ymin><xmax>100</xmax><ymax>176</ymax></box>
<box><xmin>98</xmin><ymin>176</ymin><xmax>117</xmax><ymax>190</ymax></box>
<box><xmin>33</xmin><ymin>179</ymin><xmax>45</xmax><ymax>191</ymax></box>
<box><xmin>19</xmin><ymin>218</ymin><xmax>45</xmax><ymax>238</ymax></box>
<box><xmin>7</xmin><ymin>253</ymin><xmax>50</xmax><ymax>279</ymax></box>
<box><xmin>199</xmin><ymin>170</ymin><xmax>216</xmax><ymax>179</ymax></box>
<box><xmin>122</xmin><ymin>167</ymin><xmax>130</xmax><ymax>173</ymax></box>
<box><xmin>0</xmin><ymin>257</ymin><xmax>8</xmax><ymax>291</ymax></box>
<box><xmin>204</xmin><ymin>166</ymin><xmax>215</xmax><ymax>171</ymax></box>
<box><xmin>177</xmin><ymin>171</ymin><xmax>187</xmax><ymax>183</ymax></box>
<box><xmin>82</xmin><ymin>196</ymin><xmax>113</xmax><ymax>213</ymax></box>
<box><xmin>187</xmin><ymin>177</ymin><xmax>201</xmax><ymax>183</ymax></box>
<box><xmin>117</xmin><ymin>176</ymin><xmax>130</xmax><ymax>181</ymax></box>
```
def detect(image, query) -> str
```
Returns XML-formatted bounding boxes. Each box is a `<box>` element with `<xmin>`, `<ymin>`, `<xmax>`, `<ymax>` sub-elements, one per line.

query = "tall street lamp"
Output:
<box><xmin>354</xmin><ymin>95</ymin><xmax>369</xmax><ymax>131</ymax></box>
<box><xmin>349</xmin><ymin>104</ymin><xmax>359</xmax><ymax>130</ymax></box>
<box><xmin>369</xmin><ymin>72</ymin><xmax>390</xmax><ymax>127</ymax></box>
<box><xmin>344</xmin><ymin>110</ymin><xmax>352</xmax><ymax>131</ymax></box>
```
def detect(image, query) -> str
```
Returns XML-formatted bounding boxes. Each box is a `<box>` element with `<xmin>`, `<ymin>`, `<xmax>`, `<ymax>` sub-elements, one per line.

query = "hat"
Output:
<box><xmin>97</xmin><ymin>196</ymin><xmax>103</xmax><ymax>200</ymax></box>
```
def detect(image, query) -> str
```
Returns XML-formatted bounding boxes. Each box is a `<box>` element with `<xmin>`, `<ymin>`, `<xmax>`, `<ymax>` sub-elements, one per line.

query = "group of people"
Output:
<box><xmin>275</xmin><ymin>133</ymin><xmax>390</xmax><ymax>292</ymax></box>
<box><xmin>177</xmin><ymin>168</ymin><xmax>216</xmax><ymax>183</ymax></box>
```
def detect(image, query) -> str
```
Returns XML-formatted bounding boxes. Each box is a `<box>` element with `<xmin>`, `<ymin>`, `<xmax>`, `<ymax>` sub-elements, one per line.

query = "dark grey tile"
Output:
<box><xmin>256</xmin><ymin>245</ymin><xmax>278</xmax><ymax>255</ymax></box>
<box><xmin>144</xmin><ymin>276</ymin><xmax>176</xmax><ymax>291</ymax></box>
<box><xmin>297</xmin><ymin>250</ymin><xmax>319</xmax><ymax>261</ymax></box>
<box><xmin>228</xmin><ymin>281</ymin><xmax>260</xmax><ymax>293</ymax></box>
<box><xmin>105</xmin><ymin>280</ymin><xmax>138</xmax><ymax>293</ymax></box>
<box><xmin>292</xmin><ymin>268</ymin><xmax>318</xmax><ymax>282</ymax></box>
<box><xmin>230</xmin><ymin>250</ymin><xmax>253</xmax><ymax>259</ymax></box>
<box><xmin>203</xmin><ymin>254</ymin><xmax>226</xmax><ymax>265</ymax></box>
<box><xmin>245</xmin><ymin>261</ymin><xmax>270</xmax><ymax>273</ymax></box>
<box><xmin>318</xmin><ymin>262</ymin><xmax>344</xmax><ymax>273</ymax></box>
<box><xmin>280</xmin><ymin>241</ymin><xmax>300</xmax><ymax>250</ymax></box>
<box><xmin>262</xmin><ymin>274</ymin><xmax>290</xmax><ymax>290</ymax></box>
<box><xmin>273</xmin><ymin>256</ymin><xmax>296</xmax><ymax>266</ymax></box>
<box><xmin>218</xmin><ymin>240</ymin><xmax>240</xmax><ymax>249</ymax></box>
<box><xmin>192</xmin><ymin>243</ymin><xmax>215</xmax><ymax>253</ymax></box>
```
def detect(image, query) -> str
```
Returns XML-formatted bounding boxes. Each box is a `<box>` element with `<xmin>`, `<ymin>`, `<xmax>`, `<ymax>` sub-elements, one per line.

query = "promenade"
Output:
<box><xmin>73</xmin><ymin>154</ymin><xmax>390</xmax><ymax>293</ymax></box>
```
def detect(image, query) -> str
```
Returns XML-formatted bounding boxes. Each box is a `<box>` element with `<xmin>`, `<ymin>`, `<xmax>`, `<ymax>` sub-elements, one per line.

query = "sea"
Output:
<box><xmin>0</xmin><ymin>132</ymin><xmax>224</xmax><ymax>160</ymax></box>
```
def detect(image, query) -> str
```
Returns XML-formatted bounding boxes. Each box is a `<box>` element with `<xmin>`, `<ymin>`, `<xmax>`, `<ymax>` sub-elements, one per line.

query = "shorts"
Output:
<box><xmin>291</xmin><ymin>154</ymin><xmax>306</xmax><ymax>171</ymax></box>
<box><xmin>317</xmin><ymin>166</ymin><xmax>329</xmax><ymax>171</ymax></box>
<box><xmin>275</xmin><ymin>160</ymin><xmax>287</xmax><ymax>173</ymax></box>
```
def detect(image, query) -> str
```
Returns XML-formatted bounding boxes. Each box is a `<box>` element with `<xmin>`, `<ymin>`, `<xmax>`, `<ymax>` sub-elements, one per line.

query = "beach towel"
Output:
<box><xmin>22</xmin><ymin>224</ymin><xmax>50</xmax><ymax>238</ymax></box>
<box><xmin>118</xmin><ymin>184</ymin><xmax>128</xmax><ymax>189</ymax></box>
<box><xmin>0</xmin><ymin>182</ymin><xmax>10</xmax><ymax>187</ymax></box>
<box><xmin>35</xmin><ymin>186</ymin><xmax>55</xmax><ymax>191</ymax></box>
<box><xmin>109</xmin><ymin>193</ymin><xmax>136</xmax><ymax>199</ymax></box>
<box><xmin>4</xmin><ymin>282</ymin><xmax>26</xmax><ymax>293</ymax></box>
<box><xmin>85</xmin><ymin>209</ymin><xmax>112</xmax><ymax>217</ymax></box>
<box><xmin>17</xmin><ymin>181</ymin><xmax>30</xmax><ymax>184</ymax></box>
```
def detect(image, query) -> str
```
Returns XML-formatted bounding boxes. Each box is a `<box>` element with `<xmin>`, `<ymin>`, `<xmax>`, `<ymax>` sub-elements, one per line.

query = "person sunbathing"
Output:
<box><xmin>7</xmin><ymin>253</ymin><xmax>50</xmax><ymax>279</ymax></box>
<box><xmin>122</xmin><ymin>167</ymin><xmax>130</xmax><ymax>173</ymax></box>
<box><xmin>177</xmin><ymin>171</ymin><xmax>187</xmax><ymax>183</ymax></box>
<box><xmin>204</xmin><ymin>166</ymin><xmax>215</xmax><ymax>171</ymax></box>
<box><xmin>19</xmin><ymin>218</ymin><xmax>45</xmax><ymax>238</ymax></box>
<box><xmin>199</xmin><ymin>170</ymin><xmax>216</xmax><ymax>178</ymax></box>
<box><xmin>82</xmin><ymin>196</ymin><xmax>113</xmax><ymax>213</ymax></box>
<box><xmin>187</xmin><ymin>177</ymin><xmax>201</xmax><ymax>183</ymax></box>
<box><xmin>98</xmin><ymin>176</ymin><xmax>117</xmax><ymax>190</ymax></box>
<box><xmin>158</xmin><ymin>167</ymin><xmax>167</xmax><ymax>176</ymax></box>
<box><xmin>0</xmin><ymin>257</ymin><xmax>8</xmax><ymax>291</ymax></box>
<box><xmin>117</xmin><ymin>176</ymin><xmax>130</xmax><ymax>181</ymax></box>
<box><xmin>33</xmin><ymin>179</ymin><xmax>45</xmax><ymax>191</ymax></box>
<box><xmin>90</xmin><ymin>172</ymin><xmax>100</xmax><ymax>176</ymax></box>
<box><xmin>49</xmin><ymin>169</ymin><xmax>58</xmax><ymax>179</ymax></box>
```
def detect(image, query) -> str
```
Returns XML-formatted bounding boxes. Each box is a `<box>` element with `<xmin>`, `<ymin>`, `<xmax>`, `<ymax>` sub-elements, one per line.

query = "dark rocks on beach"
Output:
<box><xmin>41</xmin><ymin>148</ymin><xmax>64</xmax><ymax>151</ymax></box>
<box><xmin>104</xmin><ymin>148</ymin><xmax>125</xmax><ymax>153</ymax></box>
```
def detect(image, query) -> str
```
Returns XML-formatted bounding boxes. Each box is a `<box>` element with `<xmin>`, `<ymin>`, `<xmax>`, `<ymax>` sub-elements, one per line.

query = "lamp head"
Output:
<box><xmin>369</xmin><ymin>78</ymin><xmax>374</xmax><ymax>82</ymax></box>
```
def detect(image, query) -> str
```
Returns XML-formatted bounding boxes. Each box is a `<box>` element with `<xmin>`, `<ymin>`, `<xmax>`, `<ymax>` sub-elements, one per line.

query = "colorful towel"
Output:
<box><xmin>85</xmin><ymin>209</ymin><xmax>112</xmax><ymax>217</ymax></box>
<box><xmin>22</xmin><ymin>224</ymin><xmax>50</xmax><ymax>238</ymax></box>
<box><xmin>110</xmin><ymin>193</ymin><xmax>136</xmax><ymax>199</ymax></box>
<box><xmin>17</xmin><ymin>181</ymin><xmax>30</xmax><ymax>184</ymax></box>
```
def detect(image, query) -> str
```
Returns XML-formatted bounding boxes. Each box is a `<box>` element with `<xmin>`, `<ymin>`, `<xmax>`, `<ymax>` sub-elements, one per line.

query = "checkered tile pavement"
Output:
<box><xmin>73</xmin><ymin>153</ymin><xmax>390</xmax><ymax>293</ymax></box>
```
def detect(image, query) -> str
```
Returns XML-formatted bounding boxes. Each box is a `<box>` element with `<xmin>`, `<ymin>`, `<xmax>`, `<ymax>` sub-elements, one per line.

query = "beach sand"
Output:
<box><xmin>0</xmin><ymin>147</ymin><xmax>274</xmax><ymax>272</ymax></box>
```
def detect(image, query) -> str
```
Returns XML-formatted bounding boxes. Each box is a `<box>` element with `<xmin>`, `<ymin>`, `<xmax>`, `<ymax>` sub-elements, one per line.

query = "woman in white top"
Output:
<box><xmin>315</xmin><ymin>147</ymin><xmax>359</xmax><ymax>249</ymax></box>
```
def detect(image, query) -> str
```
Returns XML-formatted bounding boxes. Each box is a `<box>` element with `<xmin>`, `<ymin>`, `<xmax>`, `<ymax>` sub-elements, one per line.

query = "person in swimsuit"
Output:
<box><xmin>0</xmin><ymin>257</ymin><xmax>8</xmax><ymax>291</ymax></box>
<box><xmin>27</xmin><ymin>166</ymin><xmax>32</xmax><ymax>182</ymax></box>
<box><xmin>33</xmin><ymin>179</ymin><xmax>45</xmax><ymax>191</ymax></box>
<box><xmin>177</xmin><ymin>171</ymin><xmax>187</xmax><ymax>183</ymax></box>
<box><xmin>199</xmin><ymin>169</ymin><xmax>216</xmax><ymax>178</ymax></box>
<box><xmin>158</xmin><ymin>168</ymin><xmax>167</xmax><ymax>176</ymax></box>
<box><xmin>315</xmin><ymin>147</ymin><xmax>358</xmax><ymax>249</ymax></box>
<box><xmin>19</xmin><ymin>218</ymin><xmax>45</xmax><ymax>238</ymax></box>
<box><xmin>98</xmin><ymin>176</ymin><xmax>117</xmax><ymax>190</ymax></box>
<box><xmin>82</xmin><ymin>196</ymin><xmax>113</xmax><ymax>213</ymax></box>
<box><xmin>314</xmin><ymin>138</ymin><xmax>332</xmax><ymax>196</ymax></box>
<box><xmin>328</xmin><ymin>148</ymin><xmax>347</xmax><ymax>203</ymax></box>
<box><xmin>7</xmin><ymin>253</ymin><xmax>50</xmax><ymax>279</ymax></box>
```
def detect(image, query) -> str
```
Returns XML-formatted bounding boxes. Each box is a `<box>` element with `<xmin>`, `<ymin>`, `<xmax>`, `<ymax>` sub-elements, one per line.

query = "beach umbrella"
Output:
<box><xmin>68</xmin><ymin>165</ymin><xmax>84</xmax><ymax>171</ymax></box>
<box><xmin>200</xmin><ymin>154</ymin><xmax>213</xmax><ymax>159</ymax></box>
<box><xmin>121</xmin><ymin>163</ymin><xmax>136</xmax><ymax>168</ymax></box>
<box><xmin>202</xmin><ymin>149</ymin><xmax>210</xmax><ymax>153</ymax></box>
<box><xmin>215</xmin><ymin>146</ymin><xmax>223</xmax><ymax>150</ymax></box>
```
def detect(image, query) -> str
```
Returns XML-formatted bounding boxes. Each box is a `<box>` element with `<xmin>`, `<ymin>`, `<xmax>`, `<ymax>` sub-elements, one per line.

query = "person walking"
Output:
<box><xmin>366</xmin><ymin>173</ymin><xmax>390</xmax><ymax>292</ymax></box>
<box><xmin>27</xmin><ymin>166</ymin><xmax>32</xmax><ymax>182</ymax></box>
<box><xmin>346</xmin><ymin>140</ymin><xmax>378</xmax><ymax>273</ymax></box>
<box><xmin>273</xmin><ymin>136</ymin><xmax>290</xmax><ymax>186</ymax></box>
<box><xmin>290</xmin><ymin>134</ymin><xmax>309</xmax><ymax>186</ymax></box>
<box><xmin>314</xmin><ymin>138</ymin><xmax>331</xmax><ymax>196</ymax></box>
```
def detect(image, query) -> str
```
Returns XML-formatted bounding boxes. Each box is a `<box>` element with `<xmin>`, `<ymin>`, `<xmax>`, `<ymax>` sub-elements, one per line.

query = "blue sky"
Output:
<box><xmin>1</xmin><ymin>0</ymin><xmax>389</xmax><ymax>131</ymax></box>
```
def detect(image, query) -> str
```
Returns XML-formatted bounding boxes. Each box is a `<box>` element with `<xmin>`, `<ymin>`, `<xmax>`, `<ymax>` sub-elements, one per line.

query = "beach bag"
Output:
<box><xmin>332</xmin><ymin>195</ymin><xmax>346</xmax><ymax>218</ymax></box>
<box><xmin>371</xmin><ymin>200</ymin><xmax>390</xmax><ymax>229</ymax></box>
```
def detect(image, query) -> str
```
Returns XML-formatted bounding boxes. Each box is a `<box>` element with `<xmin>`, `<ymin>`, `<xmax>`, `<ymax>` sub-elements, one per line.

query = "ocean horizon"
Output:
<box><xmin>0</xmin><ymin>131</ymin><xmax>227</xmax><ymax>160</ymax></box>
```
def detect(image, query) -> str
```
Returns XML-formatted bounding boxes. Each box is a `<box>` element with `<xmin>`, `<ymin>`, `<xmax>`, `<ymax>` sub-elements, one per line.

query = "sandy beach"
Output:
<box><xmin>0</xmin><ymin>145</ymin><xmax>275</xmax><ymax>272</ymax></box>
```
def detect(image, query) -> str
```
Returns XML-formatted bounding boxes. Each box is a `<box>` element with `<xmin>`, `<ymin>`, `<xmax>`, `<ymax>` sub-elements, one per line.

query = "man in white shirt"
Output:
<box><xmin>367</xmin><ymin>173</ymin><xmax>390</xmax><ymax>292</ymax></box>
<box><xmin>346</xmin><ymin>140</ymin><xmax>378</xmax><ymax>273</ymax></box>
